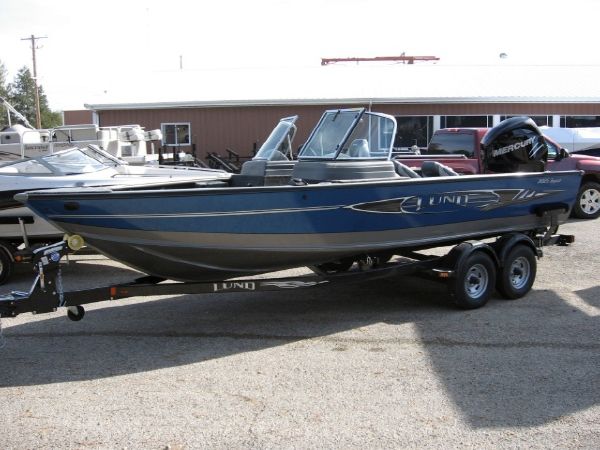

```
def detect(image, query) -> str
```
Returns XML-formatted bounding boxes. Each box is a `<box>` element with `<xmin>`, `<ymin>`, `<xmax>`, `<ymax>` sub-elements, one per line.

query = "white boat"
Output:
<box><xmin>0</xmin><ymin>122</ymin><xmax>165</xmax><ymax>165</ymax></box>
<box><xmin>540</xmin><ymin>126</ymin><xmax>600</xmax><ymax>157</ymax></box>
<box><xmin>1</xmin><ymin>96</ymin><xmax>165</xmax><ymax>164</ymax></box>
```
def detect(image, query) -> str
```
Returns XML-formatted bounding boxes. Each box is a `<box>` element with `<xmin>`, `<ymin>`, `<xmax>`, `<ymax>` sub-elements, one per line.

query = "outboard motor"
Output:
<box><xmin>481</xmin><ymin>117</ymin><xmax>548</xmax><ymax>173</ymax></box>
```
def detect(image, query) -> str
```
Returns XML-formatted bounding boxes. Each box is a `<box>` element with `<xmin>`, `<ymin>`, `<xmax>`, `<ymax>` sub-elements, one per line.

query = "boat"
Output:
<box><xmin>541</xmin><ymin>126</ymin><xmax>600</xmax><ymax>157</ymax></box>
<box><xmin>0</xmin><ymin>122</ymin><xmax>164</xmax><ymax>165</ymax></box>
<box><xmin>1</xmin><ymin>96</ymin><xmax>164</xmax><ymax>164</ymax></box>
<box><xmin>0</xmin><ymin>145</ymin><xmax>230</xmax><ymax>283</ymax></box>
<box><xmin>16</xmin><ymin>109</ymin><xmax>582</xmax><ymax>283</ymax></box>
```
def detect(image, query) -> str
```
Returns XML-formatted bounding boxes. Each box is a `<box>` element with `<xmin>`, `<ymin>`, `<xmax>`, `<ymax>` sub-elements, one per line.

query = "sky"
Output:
<box><xmin>1</xmin><ymin>0</ymin><xmax>600</xmax><ymax>111</ymax></box>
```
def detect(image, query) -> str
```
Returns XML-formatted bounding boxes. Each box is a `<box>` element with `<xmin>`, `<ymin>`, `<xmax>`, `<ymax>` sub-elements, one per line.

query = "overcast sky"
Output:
<box><xmin>1</xmin><ymin>0</ymin><xmax>599</xmax><ymax>110</ymax></box>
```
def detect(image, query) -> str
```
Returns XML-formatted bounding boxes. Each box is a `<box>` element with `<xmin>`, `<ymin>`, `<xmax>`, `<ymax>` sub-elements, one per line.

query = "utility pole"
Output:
<box><xmin>21</xmin><ymin>34</ymin><xmax>47</xmax><ymax>129</ymax></box>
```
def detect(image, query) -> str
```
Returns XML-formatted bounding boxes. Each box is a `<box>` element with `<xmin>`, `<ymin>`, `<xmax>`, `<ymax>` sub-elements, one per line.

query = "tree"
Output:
<box><xmin>0</xmin><ymin>61</ymin><xmax>10</xmax><ymax>129</ymax></box>
<box><xmin>39</xmin><ymin>85</ymin><xmax>62</xmax><ymax>128</ymax></box>
<box><xmin>7</xmin><ymin>66</ymin><xmax>62</xmax><ymax>129</ymax></box>
<box><xmin>8</xmin><ymin>66</ymin><xmax>38</xmax><ymax>127</ymax></box>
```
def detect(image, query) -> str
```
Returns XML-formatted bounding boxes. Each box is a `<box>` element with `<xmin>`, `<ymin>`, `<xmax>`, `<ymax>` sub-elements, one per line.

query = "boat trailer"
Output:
<box><xmin>0</xmin><ymin>224</ymin><xmax>574</xmax><ymax>322</ymax></box>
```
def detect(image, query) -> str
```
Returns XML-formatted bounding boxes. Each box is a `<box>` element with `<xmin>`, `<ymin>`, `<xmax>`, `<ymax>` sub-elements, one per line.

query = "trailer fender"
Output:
<box><xmin>492</xmin><ymin>233</ymin><xmax>541</xmax><ymax>266</ymax></box>
<box><xmin>436</xmin><ymin>241</ymin><xmax>499</xmax><ymax>277</ymax></box>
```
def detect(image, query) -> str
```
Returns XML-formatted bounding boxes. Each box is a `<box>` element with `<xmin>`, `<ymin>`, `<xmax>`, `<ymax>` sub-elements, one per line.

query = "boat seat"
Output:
<box><xmin>421</xmin><ymin>160</ymin><xmax>459</xmax><ymax>177</ymax></box>
<box><xmin>393</xmin><ymin>160</ymin><xmax>421</xmax><ymax>178</ymax></box>
<box><xmin>348</xmin><ymin>139</ymin><xmax>370</xmax><ymax>158</ymax></box>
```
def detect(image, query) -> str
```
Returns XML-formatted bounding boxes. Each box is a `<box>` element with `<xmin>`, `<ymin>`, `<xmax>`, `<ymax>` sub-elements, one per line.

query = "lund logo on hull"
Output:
<box><xmin>399</xmin><ymin>191</ymin><xmax>498</xmax><ymax>213</ymax></box>
<box><xmin>350</xmin><ymin>189</ymin><xmax>560</xmax><ymax>214</ymax></box>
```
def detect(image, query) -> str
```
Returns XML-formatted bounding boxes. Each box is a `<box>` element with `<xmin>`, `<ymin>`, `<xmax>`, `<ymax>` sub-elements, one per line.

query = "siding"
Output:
<box><xmin>63</xmin><ymin>109</ymin><xmax>94</xmax><ymax>125</ymax></box>
<box><xmin>91</xmin><ymin>102</ymin><xmax>600</xmax><ymax>160</ymax></box>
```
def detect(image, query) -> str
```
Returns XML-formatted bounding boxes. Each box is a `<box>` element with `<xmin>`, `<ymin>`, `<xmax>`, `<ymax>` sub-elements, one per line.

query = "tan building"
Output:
<box><xmin>67</xmin><ymin>64</ymin><xmax>600</xmax><ymax>162</ymax></box>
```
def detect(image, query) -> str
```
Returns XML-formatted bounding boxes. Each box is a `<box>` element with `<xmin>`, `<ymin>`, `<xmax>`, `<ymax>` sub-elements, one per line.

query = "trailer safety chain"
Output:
<box><xmin>56</xmin><ymin>266</ymin><xmax>65</xmax><ymax>307</ymax></box>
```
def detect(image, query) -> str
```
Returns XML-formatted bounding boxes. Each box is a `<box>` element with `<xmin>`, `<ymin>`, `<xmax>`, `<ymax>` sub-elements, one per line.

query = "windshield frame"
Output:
<box><xmin>298</xmin><ymin>108</ymin><xmax>397</xmax><ymax>160</ymax></box>
<box><xmin>0</xmin><ymin>146</ymin><xmax>117</xmax><ymax>175</ymax></box>
<box><xmin>253</xmin><ymin>116</ymin><xmax>298</xmax><ymax>161</ymax></box>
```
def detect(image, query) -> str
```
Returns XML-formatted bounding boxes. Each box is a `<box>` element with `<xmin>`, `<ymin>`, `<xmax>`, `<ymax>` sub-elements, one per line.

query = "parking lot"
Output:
<box><xmin>0</xmin><ymin>219</ymin><xmax>598</xmax><ymax>449</ymax></box>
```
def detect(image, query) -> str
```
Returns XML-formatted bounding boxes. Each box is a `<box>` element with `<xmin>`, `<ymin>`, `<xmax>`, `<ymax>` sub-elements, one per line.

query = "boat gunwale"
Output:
<box><xmin>16</xmin><ymin>170</ymin><xmax>584</xmax><ymax>202</ymax></box>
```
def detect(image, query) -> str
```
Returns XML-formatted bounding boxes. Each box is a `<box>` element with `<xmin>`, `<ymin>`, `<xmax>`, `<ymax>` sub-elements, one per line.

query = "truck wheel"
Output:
<box><xmin>0</xmin><ymin>246</ymin><xmax>14</xmax><ymax>285</ymax></box>
<box><xmin>496</xmin><ymin>244</ymin><xmax>537</xmax><ymax>299</ymax></box>
<box><xmin>450</xmin><ymin>251</ymin><xmax>496</xmax><ymax>309</ymax></box>
<box><xmin>572</xmin><ymin>181</ymin><xmax>600</xmax><ymax>219</ymax></box>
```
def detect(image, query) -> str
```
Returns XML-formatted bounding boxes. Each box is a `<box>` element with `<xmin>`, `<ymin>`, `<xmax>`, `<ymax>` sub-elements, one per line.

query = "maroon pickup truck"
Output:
<box><xmin>395</xmin><ymin>127</ymin><xmax>600</xmax><ymax>219</ymax></box>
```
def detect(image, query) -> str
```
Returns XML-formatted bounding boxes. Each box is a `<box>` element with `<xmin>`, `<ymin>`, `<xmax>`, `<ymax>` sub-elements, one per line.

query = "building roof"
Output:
<box><xmin>84</xmin><ymin>63</ymin><xmax>600</xmax><ymax>110</ymax></box>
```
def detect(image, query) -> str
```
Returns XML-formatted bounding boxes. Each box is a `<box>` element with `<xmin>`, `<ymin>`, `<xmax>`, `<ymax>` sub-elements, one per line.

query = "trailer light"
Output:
<box><xmin>432</xmin><ymin>268</ymin><xmax>453</xmax><ymax>278</ymax></box>
<box><xmin>66</xmin><ymin>234</ymin><xmax>85</xmax><ymax>251</ymax></box>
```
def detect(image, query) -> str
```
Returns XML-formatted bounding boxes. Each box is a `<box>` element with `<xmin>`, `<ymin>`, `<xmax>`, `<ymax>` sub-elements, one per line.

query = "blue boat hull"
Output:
<box><xmin>20</xmin><ymin>171</ymin><xmax>581</xmax><ymax>281</ymax></box>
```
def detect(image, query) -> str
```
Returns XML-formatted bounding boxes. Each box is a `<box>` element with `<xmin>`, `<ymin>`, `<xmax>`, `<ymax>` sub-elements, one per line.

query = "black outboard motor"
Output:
<box><xmin>481</xmin><ymin>117</ymin><xmax>548</xmax><ymax>173</ymax></box>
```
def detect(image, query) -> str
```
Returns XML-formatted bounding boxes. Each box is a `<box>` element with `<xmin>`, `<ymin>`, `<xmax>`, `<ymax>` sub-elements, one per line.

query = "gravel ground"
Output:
<box><xmin>0</xmin><ymin>219</ymin><xmax>598</xmax><ymax>449</ymax></box>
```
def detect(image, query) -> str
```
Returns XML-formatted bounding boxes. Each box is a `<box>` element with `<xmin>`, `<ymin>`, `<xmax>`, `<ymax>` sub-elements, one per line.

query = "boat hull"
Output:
<box><xmin>20</xmin><ymin>171</ymin><xmax>581</xmax><ymax>281</ymax></box>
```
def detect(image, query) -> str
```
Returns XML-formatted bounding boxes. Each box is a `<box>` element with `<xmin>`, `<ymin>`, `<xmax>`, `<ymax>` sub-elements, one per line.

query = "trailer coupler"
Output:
<box><xmin>0</xmin><ymin>241</ymin><xmax>68</xmax><ymax>318</ymax></box>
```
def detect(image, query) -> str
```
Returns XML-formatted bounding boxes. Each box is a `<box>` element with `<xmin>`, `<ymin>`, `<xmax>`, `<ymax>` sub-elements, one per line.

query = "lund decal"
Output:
<box><xmin>349</xmin><ymin>189</ymin><xmax>562</xmax><ymax>214</ymax></box>
<box><xmin>213</xmin><ymin>281</ymin><xmax>256</xmax><ymax>292</ymax></box>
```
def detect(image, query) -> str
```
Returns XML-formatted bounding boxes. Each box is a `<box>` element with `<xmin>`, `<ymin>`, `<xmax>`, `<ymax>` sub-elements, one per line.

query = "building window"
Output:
<box><xmin>500</xmin><ymin>116</ymin><xmax>551</xmax><ymax>127</ymax></box>
<box><xmin>440</xmin><ymin>116</ymin><xmax>491</xmax><ymax>128</ymax></box>
<box><xmin>394</xmin><ymin>116</ymin><xmax>433</xmax><ymax>148</ymax></box>
<box><xmin>560</xmin><ymin>116</ymin><xmax>600</xmax><ymax>127</ymax></box>
<box><xmin>161</xmin><ymin>123</ymin><xmax>190</xmax><ymax>146</ymax></box>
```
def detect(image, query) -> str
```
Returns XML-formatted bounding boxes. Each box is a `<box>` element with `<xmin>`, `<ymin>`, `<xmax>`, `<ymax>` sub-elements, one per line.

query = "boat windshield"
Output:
<box><xmin>253</xmin><ymin>116</ymin><xmax>298</xmax><ymax>161</ymax></box>
<box><xmin>299</xmin><ymin>109</ymin><xmax>396</xmax><ymax>160</ymax></box>
<box><xmin>0</xmin><ymin>147</ymin><xmax>112</xmax><ymax>175</ymax></box>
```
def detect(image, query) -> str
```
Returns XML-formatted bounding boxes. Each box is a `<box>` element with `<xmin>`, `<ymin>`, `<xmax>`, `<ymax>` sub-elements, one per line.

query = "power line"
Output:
<box><xmin>20</xmin><ymin>34</ymin><xmax>47</xmax><ymax>129</ymax></box>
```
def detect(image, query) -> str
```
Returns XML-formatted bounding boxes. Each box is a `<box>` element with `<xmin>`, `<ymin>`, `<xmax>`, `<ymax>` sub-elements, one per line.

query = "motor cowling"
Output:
<box><xmin>481</xmin><ymin>117</ymin><xmax>548</xmax><ymax>173</ymax></box>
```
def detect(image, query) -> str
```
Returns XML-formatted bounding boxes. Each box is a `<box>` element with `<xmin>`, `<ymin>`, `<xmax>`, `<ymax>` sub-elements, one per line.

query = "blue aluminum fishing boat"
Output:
<box><xmin>16</xmin><ymin>110</ymin><xmax>582</xmax><ymax>282</ymax></box>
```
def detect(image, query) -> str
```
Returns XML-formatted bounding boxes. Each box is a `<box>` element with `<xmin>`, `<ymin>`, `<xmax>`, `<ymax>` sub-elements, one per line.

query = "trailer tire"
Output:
<box><xmin>571</xmin><ymin>181</ymin><xmax>600</xmax><ymax>219</ymax></box>
<box><xmin>451</xmin><ymin>251</ymin><xmax>496</xmax><ymax>309</ymax></box>
<box><xmin>496</xmin><ymin>244</ymin><xmax>537</xmax><ymax>299</ymax></box>
<box><xmin>0</xmin><ymin>246</ymin><xmax>14</xmax><ymax>286</ymax></box>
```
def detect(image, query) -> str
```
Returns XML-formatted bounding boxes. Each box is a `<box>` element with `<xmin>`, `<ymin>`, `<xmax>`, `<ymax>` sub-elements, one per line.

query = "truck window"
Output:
<box><xmin>545</xmin><ymin>139</ymin><xmax>558</xmax><ymax>160</ymax></box>
<box><xmin>426</xmin><ymin>133</ymin><xmax>474</xmax><ymax>157</ymax></box>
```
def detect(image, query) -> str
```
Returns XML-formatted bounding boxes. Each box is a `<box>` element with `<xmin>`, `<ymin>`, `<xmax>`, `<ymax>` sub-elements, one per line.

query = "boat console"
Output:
<box><xmin>289</xmin><ymin>109</ymin><xmax>399</xmax><ymax>183</ymax></box>
<box><xmin>291</xmin><ymin>159</ymin><xmax>399</xmax><ymax>183</ymax></box>
<box><xmin>239</xmin><ymin>116</ymin><xmax>298</xmax><ymax>185</ymax></box>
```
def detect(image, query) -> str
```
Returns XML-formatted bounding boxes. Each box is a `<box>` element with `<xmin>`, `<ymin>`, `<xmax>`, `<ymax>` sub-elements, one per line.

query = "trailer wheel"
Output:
<box><xmin>0</xmin><ymin>245</ymin><xmax>14</xmax><ymax>286</ymax></box>
<box><xmin>496</xmin><ymin>244</ymin><xmax>537</xmax><ymax>299</ymax></box>
<box><xmin>451</xmin><ymin>251</ymin><xmax>496</xmax><ymax>309</ymax></box>
<box><xmin>571</xmin><ymin>181</ymin><xmax>600</xmax><ymax>219</ymax></box>
<box><xmin>67</xmin><ymin>305</ymin><xmax>85</xmax><ymax>321</ymax></box>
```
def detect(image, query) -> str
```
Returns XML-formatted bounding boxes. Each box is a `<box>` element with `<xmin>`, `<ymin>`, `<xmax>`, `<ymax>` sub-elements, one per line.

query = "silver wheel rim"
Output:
<box><xmin>464</xmin><ymin>263</ymin><xmax>489</xmax><ymax>299</ymax></box>
<box><xmin>509</xmin><ymin>256</ymin><xmax>530</xmax><ymax>290</ymax></box>
<box><xmin>580</xmin><ymin>188</ymin><xmax>600</xmax><ymax>215</ymax></box>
